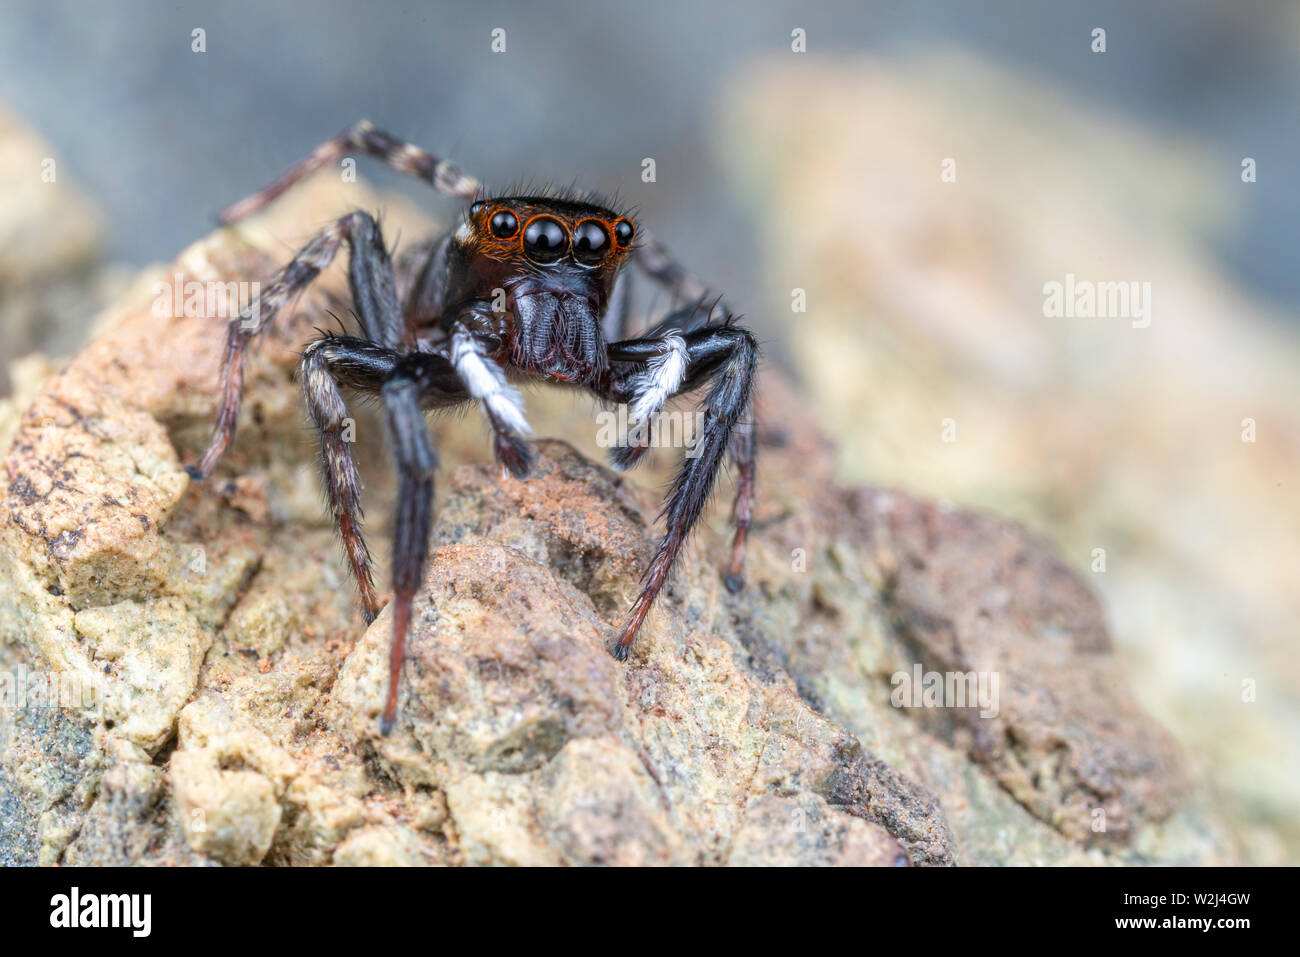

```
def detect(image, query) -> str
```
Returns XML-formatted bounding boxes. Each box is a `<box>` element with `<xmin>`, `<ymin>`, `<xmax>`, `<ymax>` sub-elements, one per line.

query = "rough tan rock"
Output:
<box><xmin>74</xmin><ymin>598</ymin><xmax>209</xmax><ymax>751</ymax></box>
<box><xmin>170</xmin><ymin>698</ymin><xmax>299</xmax><ymax>866</ymax></box>
<box><xmin>727</xmin><ymin>794</ymin><xmax>906</xmax><ymax>867</ymax></box>
<box><xmin>332</xmin><ymin>825</ymin><xmax>432</xmax><ymax>866</ymax></box>
<box><xmin>0</xmin><ymin>172</ymin><xmax>1225</xmax><ymax>867</ymax></box>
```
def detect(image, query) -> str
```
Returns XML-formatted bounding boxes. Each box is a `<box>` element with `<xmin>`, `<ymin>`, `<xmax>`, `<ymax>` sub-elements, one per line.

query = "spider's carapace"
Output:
<box><xmin>189</xmin><ymin>121</ymin><xmax>758</xmax><ymax>734</ymax></box>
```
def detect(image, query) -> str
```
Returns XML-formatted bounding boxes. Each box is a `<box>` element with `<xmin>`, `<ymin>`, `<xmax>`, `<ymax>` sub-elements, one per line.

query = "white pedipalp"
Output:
<box><xmin>450</xmin><ymin>328</ymin><xmax>532</xmax><ymax>436</ymax></box>
<box><xmin>628</xmin><ymin>334</ymin><xmax>688</xmax><ymax>426</ymax></box>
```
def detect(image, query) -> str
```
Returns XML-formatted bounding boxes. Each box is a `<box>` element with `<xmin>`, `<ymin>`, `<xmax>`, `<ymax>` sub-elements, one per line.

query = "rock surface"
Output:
<box><xmin>722</xmin><ymin>56</ymin><xmax>1299</xmax><ymax>862</ymax></box>
<box><xmin>0</xmin><ymin>176</ymin><xmax>1236</xmax><ymax>866</ymax></box>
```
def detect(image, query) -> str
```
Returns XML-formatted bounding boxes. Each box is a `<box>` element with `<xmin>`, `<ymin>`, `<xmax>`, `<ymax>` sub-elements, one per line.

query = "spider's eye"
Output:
<box><xmin>489</xmin><ymin>210</ymin><xmax>519</xmax><ymax>239</ymax></box>
<box><xmin>523</xmin><ymin>216</ymin><xmax>568</xmax><ymax>264</ymax></box>
<box><xmin>572</xmin><ymin>220</ymin><xmax>610</xmax><ymax>265</ymax></box>
<box><xmin>470</xmin><ymin>200</ymin><xmax>485</xmax><ymax>216</ymax></box>
<box><xmin>613</xmin><ymin>218</ymin><xmax>635</xmax><ymax>247</ymax></box>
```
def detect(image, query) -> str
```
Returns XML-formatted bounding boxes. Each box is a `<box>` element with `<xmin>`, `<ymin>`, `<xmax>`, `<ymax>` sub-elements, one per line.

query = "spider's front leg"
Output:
<box><xmin>600</xmin><ymin>323</ymin><xmax>759</xmax><ymax>659</ymax></box>
<box><xmin>379</xmin><ymin>358</ymin><xmax>448</xmax><ymax>735</ymax></box>
<box><xmin>302</xmin><ymin>341</ymin><xmax>470</xmax><ymax>738</ymax></box>
<box><xmin>300</xmin><ymin>336</ymin><xmax>391</xmax><ymax>622</ymax></box>
<box><xmin>299</xmin><ymin>336</ymin><xmax>468</xmax><ymax>627</ymax></box>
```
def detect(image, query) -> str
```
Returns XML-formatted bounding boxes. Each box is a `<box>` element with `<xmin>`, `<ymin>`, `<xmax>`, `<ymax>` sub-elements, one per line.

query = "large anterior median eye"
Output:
<box><xmin>572</xmin><ymin>220</ymin><xmax>610</xmax><ymax>265</ymax></box>
<box><xmin>489</xmin><ymin>209</ymin><xmax>518</xmax><ymax>238</ymax></box>
<box><xmin>523</xmin><ymin>216</ymin><xmax>568</xmax><ymax>264</ymax></box>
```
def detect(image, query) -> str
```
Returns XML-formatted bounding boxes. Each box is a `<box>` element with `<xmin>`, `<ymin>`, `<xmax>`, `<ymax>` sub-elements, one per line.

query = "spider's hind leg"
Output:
<box><xmin>188</xmin><ymin>210</ymin><xmax>402</xmax><ymax>480</ymax></box>
<box><xmin>219</xmin><ymin>120</ymin><xmax>481</xmax><ymax>226</ymax></box>
<box><xmin>723</xmin><ymin>415</ymin><xmax>756</xmax><ymax>593</ymax></box>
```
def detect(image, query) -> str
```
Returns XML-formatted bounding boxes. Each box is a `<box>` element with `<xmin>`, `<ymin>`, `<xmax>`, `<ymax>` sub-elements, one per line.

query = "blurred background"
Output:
<box><xmin>0</xmin><ymin>1</ymin><xmax>1296</xmax><ymax>861</ymax></box>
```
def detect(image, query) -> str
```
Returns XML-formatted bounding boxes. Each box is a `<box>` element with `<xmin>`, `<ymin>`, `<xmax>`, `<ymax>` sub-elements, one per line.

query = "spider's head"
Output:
<box><xmin>450</xmin><ymin>195</ymin><xmax>637</xmax><ymax>378</ymax></box>
<box><xmin>461</xmin><ymin>195</ymin><xmax>636</xmax><ymax>282</ymax></box>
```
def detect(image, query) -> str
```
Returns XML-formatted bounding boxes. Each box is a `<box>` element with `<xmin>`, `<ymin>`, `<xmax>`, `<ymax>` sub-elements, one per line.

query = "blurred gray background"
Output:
<box><xmin>0</xmin><ymin>0</ymin><xmax>1297</xmax><ymax>320</ymax></box>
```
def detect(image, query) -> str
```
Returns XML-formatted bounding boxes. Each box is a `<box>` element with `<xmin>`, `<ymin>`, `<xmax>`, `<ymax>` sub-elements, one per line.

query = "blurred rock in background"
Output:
<box><xmin>722</xmin><ymin>53</ymin><xmax>1298</xmax><ymax>862</ymax></box>
<box><xmin>0</xmin><ymin>104</ymin><xmax>126</xmax><ymax>391</ymax></box>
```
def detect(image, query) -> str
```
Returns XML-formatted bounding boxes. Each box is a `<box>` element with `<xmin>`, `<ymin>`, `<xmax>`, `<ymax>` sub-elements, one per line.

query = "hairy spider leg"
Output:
<box><xmin>379</xmin><ymin>361</ymin><xmax>442</xmax><ymax>736</ymax></box>
<box><xmin>218</xmin><ymin>121</ymin><xmax>481</xmax><ymax>226</ymax></box>
<box><xmin>299</xmin><ymin>336</ymin><xmax>390</xmax><ymax>622</ymax></box>
<box><xmin>723</xmin><ymin>417</ymin><xmax>756</xmax><ymax>592</ymax></box>
<box><xmin>601</xmin><ymin>294</ymin><xmax>759</xmax><ymax>587</ymax></box>
<box><xmin>302</xmin><ymin>339</ymin><xmax>468</xmax><ymax>734</ymax></box>
<box><xmin>188</xmin><ymin>211</ymin><xmax>402</xmax><ymax>480</ymax></box>
<box><xmin>619</xmin><ymin>234</ymin><xmax>758</xmax><ymax>593</ymax></box>
<box><xmin>601</xmin><ymin>323</ymin><xmax>758</xmax><ymax>658</ymax></box>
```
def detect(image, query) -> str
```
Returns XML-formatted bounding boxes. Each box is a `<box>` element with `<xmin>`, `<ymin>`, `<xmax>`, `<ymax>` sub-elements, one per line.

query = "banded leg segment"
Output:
<box><xmin>219</xmin><ymin>120</ymin><xmax>481</xmax><ymax>225</ymax></box>
<box><xmin>299</xmin><ymin>337</ymin><xmax>394</xmax><ymax>621</ymax></box>
<box><xmin>189</xmin><ymin>211</ymin><xmax>397</xmax><ymax>480</ymax></box>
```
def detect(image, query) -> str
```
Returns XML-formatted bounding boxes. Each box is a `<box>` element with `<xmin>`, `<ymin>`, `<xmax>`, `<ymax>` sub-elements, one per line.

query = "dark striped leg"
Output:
<box><xmin>303</xmin><ymin>336</ymin><xmax>468</xmax><ymax>734</ymax></box>
<box><xmin>188</xmin><ymin>211</ymin><xmax>392</xmax><ymax>480</ymax></box>
<box><xmin>630</xmin><ymin>252</ymin><xmax>755</xmax><ymax>591</ymax></box>
<box><xmin>604</xmin><ymin>325</ymin><xmax>759</xmax><ymax>659</ymax></box>
<box><xmin>219</xmin><ymin>120</ymin><xmax>481</xmax><ymax>225</ymax></box>
<box><xmin>299</xmin><ymin>336</ymin><xmax>402</xmax><ymax>622</ymax></box>
<box><xmin>379</xmin><ymin>361</ymin><xmax>442</xmax><ymax>736</ymax></box>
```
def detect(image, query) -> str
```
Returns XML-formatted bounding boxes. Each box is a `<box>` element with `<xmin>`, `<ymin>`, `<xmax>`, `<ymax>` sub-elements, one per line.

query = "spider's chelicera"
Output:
<box><xmin>188</xmin><ymin>121</ymin><xmax>758</xmax><ymax>734</ymax></box>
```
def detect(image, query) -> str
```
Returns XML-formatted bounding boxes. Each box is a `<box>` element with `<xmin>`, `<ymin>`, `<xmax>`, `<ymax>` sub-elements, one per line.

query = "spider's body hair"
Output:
<box><xmin>483</xmin><ymin>179</ymin><xmax>634</xmax><ymax>222</ymax></box>
<box><xmin>628</xmin><ymin>333</ymin><xmax>687</xmax><ymax>426</ymax></box>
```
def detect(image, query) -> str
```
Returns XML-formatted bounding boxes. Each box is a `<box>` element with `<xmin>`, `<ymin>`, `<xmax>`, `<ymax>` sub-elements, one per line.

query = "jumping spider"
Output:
<box><xmin>187</xmin><ymin>121</ymin><xmax>758</xmax><ymax>733</ymax></box>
